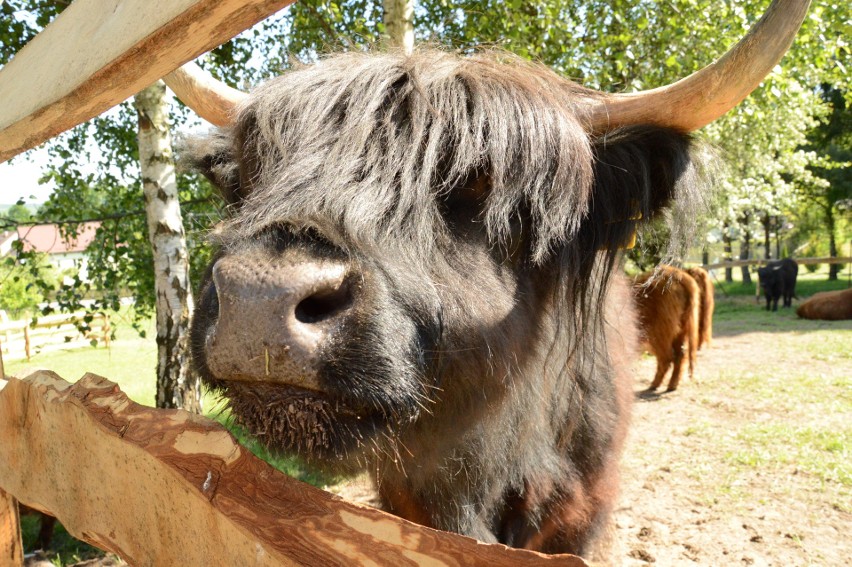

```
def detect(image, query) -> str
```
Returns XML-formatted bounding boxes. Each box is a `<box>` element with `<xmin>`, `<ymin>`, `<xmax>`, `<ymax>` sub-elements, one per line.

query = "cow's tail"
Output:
<box><xmin>687</xmin><ymin>268</ymin><xmax>714</xmax><ymax>349</ymax></box>
<box><xmin>699</xmin><ymin>285</ymin><xmax>714</xmax><ymax>348</ymax></box>
<box><xmin>683</xmin><ymin>281</ymin><xmax>700</xmax><ymax>383</ymax></box>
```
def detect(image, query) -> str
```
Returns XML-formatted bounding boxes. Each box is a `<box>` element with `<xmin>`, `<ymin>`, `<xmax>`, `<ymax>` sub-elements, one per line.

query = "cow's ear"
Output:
<box><xmin>183</xmin><ymin>128</ymin><xmax>243</xmax><ymax>207</ymax></box>
<box><xmin>583</xmin><ymin>126</ymin><xmax>696</xmax><ymax>251</ymax></box>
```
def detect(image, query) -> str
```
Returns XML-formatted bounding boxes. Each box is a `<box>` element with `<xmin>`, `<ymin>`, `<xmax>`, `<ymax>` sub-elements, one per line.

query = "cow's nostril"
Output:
<box><xmin>295</xmin><ymin>279</ymin><xmax>353</xmax><ymax>324</ymax></box>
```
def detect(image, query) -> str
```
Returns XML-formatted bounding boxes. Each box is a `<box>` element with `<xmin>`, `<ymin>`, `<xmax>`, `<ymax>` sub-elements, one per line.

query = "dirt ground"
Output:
<box><xmin>332</xmin><ymin>302</ymin><xmax>851</xmax><ymax>566</ymax></box>
<box><xmin>613</xmin><ymin>314</ymin><xmax>851</xmax><ymax>566</ymax></box>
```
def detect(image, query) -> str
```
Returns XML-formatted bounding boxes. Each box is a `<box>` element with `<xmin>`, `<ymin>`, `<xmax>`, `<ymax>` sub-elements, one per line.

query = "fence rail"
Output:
<box><xmin>0</xmin><ymin>312</ymin><xmax>109</xmax><ymax>361</ymax></box>
<box><xmin>0</xmin><ymin>372</ymin><xmax>586</xmax><ymax>566</ymax></box>
<box><xmin>701</xmin><ymin>256</ymin><xmax>850</xmax><ymax>271</ymax></box>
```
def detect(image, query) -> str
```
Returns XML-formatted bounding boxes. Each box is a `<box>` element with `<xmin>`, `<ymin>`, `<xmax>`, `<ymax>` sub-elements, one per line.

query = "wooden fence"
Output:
<box><xmin>0</xmin><ymin>371</ymin><xmax>584</xmax><ymax>566</ymax></box>
<box><xmin>0</xmin><ymin>312</ymin><xmax>110</xmax><ymax>361</ymax></box>
<box><xmin>701</xmin><ymin>256</ymin><xmax>850</xmax><ymax>271</ymax></box>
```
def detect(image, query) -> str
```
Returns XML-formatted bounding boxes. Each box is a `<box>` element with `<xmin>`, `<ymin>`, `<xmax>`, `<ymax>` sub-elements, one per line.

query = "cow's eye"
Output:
<box><xmin>440</xmin><ymin>174</ymin><xmax>489</xmax><ymax>231</ymax></box>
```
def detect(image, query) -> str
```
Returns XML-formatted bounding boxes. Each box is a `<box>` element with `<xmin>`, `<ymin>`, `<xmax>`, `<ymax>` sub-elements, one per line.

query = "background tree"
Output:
<box><xmin>799</xmin><ymin>85</ymin><xmax>852</xmax><ymax>280</ymax></box>
<box><xmin>135</xmin><ymin>82</ymin><xmax>199</xmax><ymax>412</ymax></box>
<box><xmin>384</xmin><ymin>0</ymin><xmax>414</xmax><ymax>52</ymax></box>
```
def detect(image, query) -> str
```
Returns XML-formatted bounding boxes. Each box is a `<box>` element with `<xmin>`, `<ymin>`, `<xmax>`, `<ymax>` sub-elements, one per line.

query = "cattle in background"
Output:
<box><xmin>685</xmin><ymin>266</ymin><xmax>715</xmax><ymax>349</ymax></box>
<box><xmin>633</xmin><ymin>266</ymin><xmax>700</xmax><ymax>392</ymax></box>
<box><xmin>164</xmin><ymin>2</ymin><xmax>808</xmax><ymax>556</ymax></box>
<box><xmin>19</xmin><ymin>505</ymin><xmax>56</xmax><ymax>550</ymax></box>
<box><xmin>757</xmin><ymin>258</ymin><xmax>799</xmax><ymax>311</ymax></box>
<box><xmin>796</xmin><ymin>288</ymin><xmax>852</xmax><ymax>321</ymax></box>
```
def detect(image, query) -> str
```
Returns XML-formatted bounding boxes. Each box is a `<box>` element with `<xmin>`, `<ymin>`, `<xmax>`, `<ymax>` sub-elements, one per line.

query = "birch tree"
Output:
<box><xmin>134</xmin><ymin>82</ymin><xmax>200</xmax><ymax>413</ymax></box>
<box><xmin>383</xmin><ymin>0</ymin><xmax>414</xmax><ymax>53</ymax></box>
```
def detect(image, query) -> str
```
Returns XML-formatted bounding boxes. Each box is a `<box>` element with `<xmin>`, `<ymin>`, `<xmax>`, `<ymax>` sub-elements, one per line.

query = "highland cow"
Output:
<box><xmin>633</xmin><ymin>266</ymin><xmax>700</xmax><ymax>391</ymax></box>
<box><xmin>165</xmin><ymin>1</ymin><xmax>808</xmax><ymax>556</ymax></box>
<box><xmin>796</xmin><ymin>288</ymin><xmax>852</xmax><ymax>321</ymax></box>
<box><xmin>685</xmin><ymin>266</ymin><xmax>715</xmax><ymax>349</ymax></box>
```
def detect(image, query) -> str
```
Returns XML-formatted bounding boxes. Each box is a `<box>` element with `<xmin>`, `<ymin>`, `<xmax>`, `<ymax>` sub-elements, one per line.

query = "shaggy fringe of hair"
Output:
<box><xmin>185</xmin><ymin>46</ymin><xmax>712</xmax><ymax>371</ymax></box>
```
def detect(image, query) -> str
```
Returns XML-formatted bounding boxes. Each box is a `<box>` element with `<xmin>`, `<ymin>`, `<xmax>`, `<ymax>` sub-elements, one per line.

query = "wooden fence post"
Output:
<box><xmin>0</xmin><ymin>488</ymin><xmax>23</xmax><ymax>567</ymax></box>
<box><xmin>22</xmin><ymin>326</ymin><xmax>30</xmax><ymax>362</ymax></box>
<box><xmin>0</xmin><ymin>350</ymin><xmax>24</xmax><ymax>567</ymax></box>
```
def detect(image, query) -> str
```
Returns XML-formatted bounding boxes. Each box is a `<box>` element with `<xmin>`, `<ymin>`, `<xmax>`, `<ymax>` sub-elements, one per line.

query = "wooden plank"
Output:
<box><xmin>0</xmin><ymin>487</ymin><xmax>23</xmax><ymax>567</ymax></box>
<box><xmin>0</xmin><ymin>0</ymin><xmax>295</xmax><ymax>164</ymax></box>
<box><xmin>0</xmin><ymin>356</ymin><xmax>23</xmax><ymax>567</ymax></box>
<box><xmin>0</xmin><ymin>372</ymin><xmax>586</xmax><ymax>566</ymax></box>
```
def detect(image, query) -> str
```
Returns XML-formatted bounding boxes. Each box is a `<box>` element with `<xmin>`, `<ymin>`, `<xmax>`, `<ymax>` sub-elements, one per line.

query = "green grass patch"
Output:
<box><xmin>5</xmin><ymin>337</ymin><xmax>158</xmax><ymax>405</ymax></box>
<box><xmin>21</xmin><ymin>515</ymin><xmax>111</xmax><ymax>566</ymax></box>
<box><xmin>726</xmin><ymin>424</ymin><xmax>851</xmax><ymax>487</ymax></box>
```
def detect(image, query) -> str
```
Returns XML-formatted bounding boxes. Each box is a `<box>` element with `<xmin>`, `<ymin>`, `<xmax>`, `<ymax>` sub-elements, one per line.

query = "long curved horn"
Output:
<box><xmin>163</xmin><ymin>62</ymin><xmax>248</xmax><ymax>126</ymax></box>
<box><xmin>585</xmin><ymin>0</ymin><xmax>811</xmax><ymax>133</ymax></box>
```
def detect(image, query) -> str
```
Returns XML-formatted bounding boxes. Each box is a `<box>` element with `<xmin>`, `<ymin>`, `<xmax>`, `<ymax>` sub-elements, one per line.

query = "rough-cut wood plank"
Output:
<box><xmin>0</xmin><ymin>372</ymin><xmax>586</xmax><ymax>566</ymax></box>
<box><xmin>0</xmin><ymin>0</ymin><xmax>294</xmax><ymax>164</ymax></box>
<box><xmin>0</xmin><ymin>488</ymin><xmax>22</xmax><ymax>567</ymax></box>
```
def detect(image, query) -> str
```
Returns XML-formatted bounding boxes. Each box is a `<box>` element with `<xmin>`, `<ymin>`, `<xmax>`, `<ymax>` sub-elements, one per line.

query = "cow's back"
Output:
<box><xmin>796</xmin><ymin>288</ymin><xmax>852</xmax><ymax>320</ymax></box>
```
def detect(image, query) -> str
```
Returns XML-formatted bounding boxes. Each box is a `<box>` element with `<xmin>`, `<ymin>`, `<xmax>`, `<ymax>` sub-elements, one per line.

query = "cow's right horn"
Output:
<box><xmin>583</xmin><ymin>0</ymin><xmax>811</xmax><ymax>133</ymax></box>
<box><xmin>163</xmin><ymin>62</ymin><xmax>247</xmax><ymax>126</ymax></box>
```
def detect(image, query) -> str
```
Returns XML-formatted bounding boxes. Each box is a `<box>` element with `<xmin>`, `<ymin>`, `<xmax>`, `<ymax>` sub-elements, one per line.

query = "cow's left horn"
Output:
<box><xmin>584</xmin><ymin>0</ymin><xmax>811</xmax><ymax>133</ymax></box>
<box><xmin>164</xmin><ymin>62</ymin><xmax>248</xmax><ymax>126</ymax></box>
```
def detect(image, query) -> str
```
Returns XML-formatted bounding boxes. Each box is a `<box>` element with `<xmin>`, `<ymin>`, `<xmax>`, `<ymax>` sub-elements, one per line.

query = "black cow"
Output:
<box><xmin>757</xmin><ymin>258</ymin><xmax>799</xmax><ymax>311</ymax></box>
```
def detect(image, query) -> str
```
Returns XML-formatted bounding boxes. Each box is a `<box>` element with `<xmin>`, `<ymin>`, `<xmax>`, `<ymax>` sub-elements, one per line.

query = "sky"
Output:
<box><xmin>0</xmin><ymin>146</ymin><xmax>55</xmax><ymax>205</ymax></box>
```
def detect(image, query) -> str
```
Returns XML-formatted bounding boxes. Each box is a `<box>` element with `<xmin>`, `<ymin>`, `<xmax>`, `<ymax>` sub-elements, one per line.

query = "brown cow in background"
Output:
<box><xmin>685</xmin><ymin>266</ymin><xmax>715</xmax><ymax>349</ymax></box>
<box><xmin>796</xmin><ymin>288</ymin><xmax>852</xmax><ymax>321</ymax></box>
<box><xmin>633</xmin><ymin>266</ymin><xmax>700</xmax><ymax>392</ymax></box>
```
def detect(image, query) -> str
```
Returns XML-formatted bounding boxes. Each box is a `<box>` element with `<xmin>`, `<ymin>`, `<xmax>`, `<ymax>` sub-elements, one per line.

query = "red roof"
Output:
<box><xmin>16</xmin><ymin>222</ymin><xmax>100</xmax><ymax>254</ymax></box>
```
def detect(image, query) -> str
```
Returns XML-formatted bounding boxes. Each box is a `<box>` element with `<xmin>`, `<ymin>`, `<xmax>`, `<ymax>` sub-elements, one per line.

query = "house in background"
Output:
<box><xmin>10</xmin><ymin>222</ymin><xmax>101</xmax><ymax>280</ymax></box>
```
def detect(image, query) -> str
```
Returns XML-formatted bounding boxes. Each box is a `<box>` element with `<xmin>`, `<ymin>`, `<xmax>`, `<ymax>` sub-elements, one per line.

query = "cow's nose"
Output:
<box><xmin>205</xmin><ymin>254</ymin><xmax>354</xmax><ymax>389</ymax></box>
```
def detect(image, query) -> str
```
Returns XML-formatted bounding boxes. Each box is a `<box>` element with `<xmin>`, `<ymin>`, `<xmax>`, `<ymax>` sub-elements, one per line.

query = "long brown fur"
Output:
<box><xmin>685</xmin><ymin>266</ymin><xmax>714</xmax><ymax>349</ymax></box>
<box><xmin>633</xmin><ymin>265</ymin><xmax>700</xmax><ymax>391</ymax></box>
<box><xmin>796</xmin><ymin>288</ymin><xmax>852</xmax><ymax>321</ymax></box>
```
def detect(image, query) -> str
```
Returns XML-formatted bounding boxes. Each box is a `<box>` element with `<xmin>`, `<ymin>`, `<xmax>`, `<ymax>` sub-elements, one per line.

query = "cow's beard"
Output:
<box><xmin>220</xmin><ymin>381</ymin><xmax>393</xmax><ymax>470</ymax></box>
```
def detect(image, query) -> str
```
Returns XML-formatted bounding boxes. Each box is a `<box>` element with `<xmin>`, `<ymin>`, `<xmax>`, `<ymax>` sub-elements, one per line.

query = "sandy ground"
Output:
<box><xmin>614</xmin><ymin>321</ymin><xmax>851</xmax><ymax>566</ymax></box>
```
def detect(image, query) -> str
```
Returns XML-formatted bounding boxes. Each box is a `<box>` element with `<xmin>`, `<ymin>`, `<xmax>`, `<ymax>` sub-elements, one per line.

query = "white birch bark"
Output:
<box><xmin>134</xmin><ymin>81</ymin><xmax>200</xmax><ymax>413</ymax></box>
<box><xmin>383</xmin><ymin>0</ymin><xmax>414</xmax><ymax>54</ymax></box>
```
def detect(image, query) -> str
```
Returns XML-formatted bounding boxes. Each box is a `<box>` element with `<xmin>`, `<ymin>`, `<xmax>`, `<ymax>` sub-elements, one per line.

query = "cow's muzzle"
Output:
<box><xmin>204</xmin><ymin>252</ymin><xmax>355</xmax><ymax>390</ymax></box>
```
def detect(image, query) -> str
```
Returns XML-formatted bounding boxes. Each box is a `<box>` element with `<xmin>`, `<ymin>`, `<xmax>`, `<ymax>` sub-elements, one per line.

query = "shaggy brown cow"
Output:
<box><xmin>796</xmin><ymin>288</ymin><xmax>852</xmax><ymax>321</ymax></box>
<box><xmin>685</xmin><ymin>266</ymin><xmax>715</xmax><ymax>348</ymax></box>
<box><xmin>165</xmin><ymin>2</ymin><xmax>808</xmax><ymax>557</ymax></box>
<box><xmin>632</xmin><ymin>266</ymin><xmax>700</xmax><ymax>392</ymax></box>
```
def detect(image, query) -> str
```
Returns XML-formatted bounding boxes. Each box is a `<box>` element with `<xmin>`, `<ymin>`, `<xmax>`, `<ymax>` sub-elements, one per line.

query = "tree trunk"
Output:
<box><xmin>135</xmin><ymin>82</ymin><xmax>200</xmax><ymax>413</ymax></box>
<box><xmin>826</xmin><ymin>206</ymin><xmax>839</xmax><ymax>281</ymax></box>
<box><xmin>740</xmin><ymin>229</ymin><xmax>752</xmax><ymax>285</ymax></box>
<box><xmin>723</xmin><ymin>222</ymin><xmax>733</xmax><ymax>283</ymax></box>
<box><xmin>774</xmin><ymin>216</ymin><xmax>782</xmax><ymax>260</ymax></box>
<box><xmin>702</xmin><ymin>246</ymin><xmax>709</xmax><ymax>266</ymax></box>
<box><xmin>762</xmin><ymin>213</ymin><xmax>772</xmax><ymax>260</ymax></box>
<box><xmin>383</xmin><ymin>0</ymin><xmax>414</xmax><ymax>54</ymax></box>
